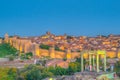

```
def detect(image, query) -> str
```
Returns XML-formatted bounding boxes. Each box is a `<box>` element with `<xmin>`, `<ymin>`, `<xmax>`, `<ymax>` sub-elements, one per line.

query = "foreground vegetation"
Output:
<box><xmin>0</xmin><ymin>43</ymin><xmax>120</xmax><ymax>79</ymax></box>
<box><xmin>0</xmin><ymin>59</ymin><xmax>120</xmax><ymax>80</ymax></box>
<box><xmin>0</xmin><ymin>67</ymin><xmax>17</xmax><ymax>80</ymax></box>
<box><xmin>0</xmin><ymin>43</ymin><xmax>17</xmax><ymax>58</ymax></box>
<box><xmin>0</xmin><ymin>61</ymin><xmax>81</xmax><ymax>80</ymax></box>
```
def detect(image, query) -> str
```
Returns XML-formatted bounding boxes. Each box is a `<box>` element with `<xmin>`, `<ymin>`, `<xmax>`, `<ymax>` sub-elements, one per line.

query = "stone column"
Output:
<box><xmin>93</xmin><ymin>55</ymin><xmax>95</xmax><ymax>71</ymax></box>
<box><xmin>104</xmin><ymin>52</ymin><xmax>106</xmax><ymax>72</ymax></box>
<box><xmin>81</xmin><ymin>54</ymin><xmax>84</xmax><ymax>72</ymax></box>
<box><xmin>89</xmin><ymin>54</ymin><xmax>92</xmax><ymax>71</ymax></box>
<box><xmin>96</xmin><ymin>54</ymin><xmax>99</xmax><ymax>72</ymax></box>
<box><xmin>89</xmin><ymin>54</ymin><xmax>92</xmax><ymax>65</ymax></box>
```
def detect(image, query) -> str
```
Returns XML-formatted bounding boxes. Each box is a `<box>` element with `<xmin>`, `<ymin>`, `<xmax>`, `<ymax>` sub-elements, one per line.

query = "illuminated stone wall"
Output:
<box><xmin>40</xmin><ymin>49</ymin><xmax>49</xmax><ymax>57</ymax></box>
<box><xmin>4</xmin><ymin>34</ymin><xmax>119</xmax><ymax>59</ymax></box>
<box><xmin>49</xmin><ymin>47</ymin><xmax>55</xmax><ymax>58</ymax></box>
<box><xmin>118</xmin><ymin>52</ymin><xmax>120</xmax><ymax>58</ymax></box>
<box><xmin>4</xmin><ymin>34</ymin><xmax>33</xmax><ymax>54</ymax></box>
<box><xmin>106</xmin><ymin>51</ymin><xmax>117</xmax><ymax>58</ymax></box>
<box><xmin>55</xmin><ymin>51</ymin><xmax>65</xmax><ymax>58</ymax></box>
<box><xmin>35</xmin><ymin>44</ymin><xmax>40</xmax><ymax>56</ymax></box>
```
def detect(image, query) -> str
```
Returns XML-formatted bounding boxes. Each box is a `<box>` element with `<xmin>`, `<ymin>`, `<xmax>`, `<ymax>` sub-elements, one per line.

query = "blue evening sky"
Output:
<box><xmin>0</xmin><ymin>0</ymin><xmax>120</xmax><ymax>37</ymax></box>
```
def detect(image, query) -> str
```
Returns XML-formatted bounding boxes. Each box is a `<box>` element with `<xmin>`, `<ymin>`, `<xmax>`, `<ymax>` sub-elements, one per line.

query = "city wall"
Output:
<box><xmin>4</xmin><ymin>34</ymin><xmax>120</xmax><ymax>59</ymax></box>
<box><xmin>4</xmin><ymin>36</ymin><xmax>80</xmax><ymax>59</ymax></box>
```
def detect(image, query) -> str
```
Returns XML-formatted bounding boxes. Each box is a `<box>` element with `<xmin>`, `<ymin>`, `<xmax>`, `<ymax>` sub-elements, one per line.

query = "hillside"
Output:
<box><xmin>0</xmin><ymin>43</ymin><xmax>17</xmax><ymax>58</ymax></box>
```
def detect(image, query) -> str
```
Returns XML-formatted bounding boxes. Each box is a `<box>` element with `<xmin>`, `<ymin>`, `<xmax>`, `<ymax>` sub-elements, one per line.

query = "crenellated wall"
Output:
<box><xmin>55</xmin><ymin>51</ymin><xmax>65</xmax><ymax>59</ymax></box>
<box><xmin>4</xmin><ymin>34</ymin><xmax>120</xmax><ymax>59</ymax></box>
<box><xmin>40</xmin><ymin>49</ymin><xmax>49</xmax><ymax>57</ymax></box>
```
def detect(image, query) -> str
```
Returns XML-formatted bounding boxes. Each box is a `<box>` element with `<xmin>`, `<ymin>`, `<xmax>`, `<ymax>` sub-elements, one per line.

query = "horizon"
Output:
<box><xmin>0</xmin><ymin>0</ymin><xmax>120</xmax><ymax>37</ymax></box>
<box><xmin>1</xmin><ymin>32</ymin><xmax>120</xmax><ymax>38</ymax></box>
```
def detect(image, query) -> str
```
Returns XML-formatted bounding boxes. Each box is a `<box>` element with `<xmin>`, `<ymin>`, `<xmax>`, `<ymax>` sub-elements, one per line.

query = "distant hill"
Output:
<box><xmin>0</xmin><ymin>43</ymin><xmax>17</xmax><ymax>58</ymax></box>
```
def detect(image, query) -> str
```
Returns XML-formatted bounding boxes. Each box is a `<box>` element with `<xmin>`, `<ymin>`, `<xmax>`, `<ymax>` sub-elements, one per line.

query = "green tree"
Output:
<box><xmin>54</xmin><ymin>66</ymin><xmax>67</xmax><ymax>76</ymax></box>
<box><xmin>40</xmin><ymin>44</ymin><xmax>50</xmax><ymax>50</ymax></box>
<box><xmin>0</xmin><ymin>67</ymin><xmax>17</xmax><ymax>80</ymax></box>
<box><xmin>8</xmin><ymin>55</ymin><xmax>14</xmax><ymax>61</ymax></box>
<box><xmin>25</xmin><ymin>68</ymin><xmax>41</xmax><ymax>80</ymax></box>
<box><xmin>0</xmin><ymin>43</ymin><xmax>17</xmax><ymax>58</ymax></box>
<box><xmin>67</xmin><ymin>62</ymin><xmax>81</xmax><ymax>75</ymax></box>
<box><xmin>20</xmin><ymin>53</ymin><xmax>26</xmax><ymax>60</ymax></box>
<box><xmin>25</xmin><ymin>52</ymin><xmax>33</xmax><ymax>59</ymax></box>
<box><xmin>47</xmin><ymin>66</ymin><xmax>67</xmax><ymax>76</ymax></box>
<box><xmin>19</xmin><ymin>64</ymin><xmax>53</xmax><ymax>80</ymax></box>
<box><xmin>114</xmin><ymin>61</ymin><xmax>120</xmax><ymax>72</ymax></box>
<box><xmin>55</xmin><ymin>46</ymin><xmax>64</xmax><ymax>52</ymax></box>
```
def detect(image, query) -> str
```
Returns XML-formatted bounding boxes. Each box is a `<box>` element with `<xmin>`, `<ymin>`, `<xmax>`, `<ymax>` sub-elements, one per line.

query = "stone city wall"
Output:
<box><xmin>4</xmin><ymin>34</ymin><xmax>120</xmax><ymax>59</ymax></box>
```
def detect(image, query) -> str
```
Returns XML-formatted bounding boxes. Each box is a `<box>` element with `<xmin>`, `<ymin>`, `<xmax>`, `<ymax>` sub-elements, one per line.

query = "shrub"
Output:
<box><xmin>40</xmin><ymin>44</ymin><xmax>50</xmax><ymax>50</ymax></box>
<box><xmin>20</xmin><ymin>52</ymin><xmax>33</xmax><ymax>60</ymax></box>
<box><xmin>63</xmin><ymin>57</ymin><xmax>67</xmax><ymax>61</ymax></box>
<box><xmin>9</xmin><ymin>55</ymin><xmax>14</xmax><ymax>61</ymax></box>
<box><xmin>0</xmin><ymin>43</ymin><xmax>17</xmax><ymax>58</ymax></box>
<box><xmin>20</xmin><ymin>54</ymin><xmax>26</xmax><ymax>60</ymax></box>
<box><xmin>26</xmin><ymin>52</ymin><xmax>33</xmax><ymax>59</ymax></box>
